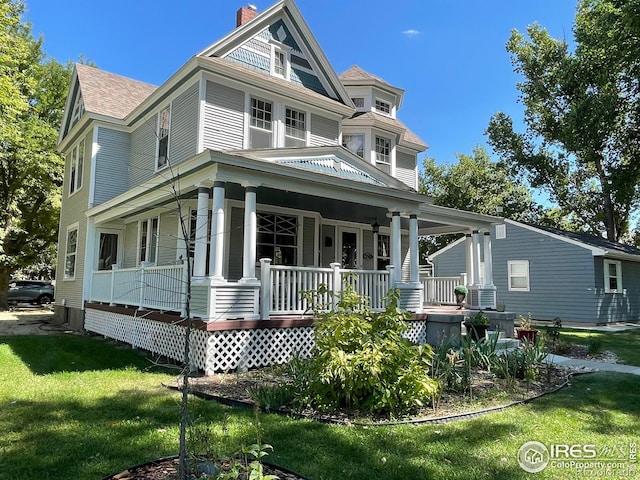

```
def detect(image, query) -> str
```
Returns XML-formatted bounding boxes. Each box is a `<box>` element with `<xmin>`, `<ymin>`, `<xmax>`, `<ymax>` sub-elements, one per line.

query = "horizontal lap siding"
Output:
<box><xmin>309</xmin><ymin>114</ymin><xmax>338</xmax><ymax>146</ymax></box>
<box><xmin>594</xmin><ymin>258</ymin><xmax>640</xmax><ymax>322</ymax></box>
<box><xmin>363</xmin><ymin>230</ymin><xmax>374</xmax><ymax>270</ymax></box>
<box><xmin>157</xmin><ymin>212</ymin><xmax>179</xmax><ymax>266</ymax></box>
<box><xmin>169</xmin><ymin>83</ymin><xmax>198</xmax><ymax>164</ymax></box>
<box><xmin>396</xmin><ymin>151</ymin><xmax>417</xmax><ymax>190</ymax></box>
<box><xmin>492</xmin><ymin>224</ymin><xmax>597</xmax><ymax>322</ymax></box>
<box><xmin>204</xmin><ymin>82</ymin><xmax>244</xmax><ymax>150</ymax></box>
<box><xmin>129</xmin><ymin>115</ymin><xmax>157</xmax><ymax>189</ymax></box>
<box><xmin>123</xmin><ymin>222</ymin><xmax>138</xmax><ymax>268</ymax></box>
<box><xmin>433</xmin><ymin>242</ymin><xmax>466</xmax><ymax>278</ymax></box>
<box><xmin>94</xmin><ymin>128</ymin><xmax>130</xmax><ymax>205</ymax></box>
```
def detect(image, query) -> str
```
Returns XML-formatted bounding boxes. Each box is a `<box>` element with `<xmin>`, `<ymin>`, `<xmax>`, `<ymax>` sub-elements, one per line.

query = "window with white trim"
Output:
<box><xmin>375</xmin><ymin>99</ymin><xmax>390</xmax><ymax>114</ymax></box>
<box><xmin>69</xmin><ymin>139</ymin><xmax>85</xmax><ymax>195</ymax></box>
<box><xmin>249</xmin><ymin>97</ymin><xmax>273</xmax><ymax>148</ymax></box>
<box><xmin>138</xmin><ymin>217</ymin><xmax>159</xmax><ymax>264</ymax></box>
<box><xmin>257</xmin><ymin>213</ymin><xmax>298</xmax><ymax>265</ymax></box>
<box><xmin>343</xmin><ymin>134</ymin><xmax>364</xmax><ymax>158</ymax></box>
<box><xmin>273</xmin><ymin>48</ymin><xmax>287</xmax><ymax>78</ymax></box>
<box><xmin>64</xmin><ymin>224</ymin><xmax>78</xmax><ymax>279</ymax></box>
<box><xmin>377</xmin><ymin>234</ymin><xmax>390</xmax><ymax>270</ymax></box>
<box><xmin>604</xmin><ymin>259</ymin><xmax>622</xmax><ymax>293</ymax></box>
<box><xmin>157</xmin><ymin>106</ymin><xmax>170</xmax><ymax>169</ymax></box>
<box><xmin>508</xmin><ymin>260</ymin><xmax>530</xmax><ymax>291</ymax></box>
<box><xmin>375</xmin><ymin>136</ymin><xmax>391</xmax><ymax>173</ymax></box>
<box><xmin>351</xmin><ymin>97</ymin><xmax>365</xmax><ymax>109</ymax></box>
<box><xmin>285</xmin><ymin>107</ymin><xmax>306</xmax><ymax>147</ymax></box>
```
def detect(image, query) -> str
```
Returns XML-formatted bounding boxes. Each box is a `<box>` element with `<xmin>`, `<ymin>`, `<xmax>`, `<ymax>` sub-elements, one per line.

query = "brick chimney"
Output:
<box><xmin>236</xmin><ymin>5</ymin><xmax>258</xmax><ymax>27</ymax></box>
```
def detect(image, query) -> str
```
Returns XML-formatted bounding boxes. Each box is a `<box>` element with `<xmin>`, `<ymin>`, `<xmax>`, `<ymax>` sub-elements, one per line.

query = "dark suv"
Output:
<box><xmin>8</xmin><ymin>280</ymin><xmax>55</xmax><ymax>305</ymax></box>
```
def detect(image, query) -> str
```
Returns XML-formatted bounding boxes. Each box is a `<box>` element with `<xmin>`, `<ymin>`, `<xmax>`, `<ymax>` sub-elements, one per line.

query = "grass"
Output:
<box><xmin>557</xmin><ymin>327</ymin><xmax>640</xmax><ymax>366</ymax></box>
<box><xmin>1</xmin><ymin>334</ymin><xmax>639</xmax><ymax>479</ymax></box>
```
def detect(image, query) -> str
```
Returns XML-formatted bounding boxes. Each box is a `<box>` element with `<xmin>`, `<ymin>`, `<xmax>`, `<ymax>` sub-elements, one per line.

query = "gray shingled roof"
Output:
<box><xmin>532</xmin><ymin>223</ymin><xmax>640</xmax><ymax>256</ymax></box>
<box><xmin>339</xmin><ymin>65</ymin><xmax>404</xmax><ymax>94</ymax></box>
<box><xmin>76</xmin><ymin>63</ymin><xmax>157</xmax><ymax>119</ymax></box>
<box><xmin>346</xmin><ymin>111</ymin><xmax>427</xmax><ymax>150</ymax></box>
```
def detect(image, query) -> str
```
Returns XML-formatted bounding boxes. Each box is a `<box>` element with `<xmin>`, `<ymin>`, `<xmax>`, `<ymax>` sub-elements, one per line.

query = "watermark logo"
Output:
<box><xmin>518</xmin><ymin>441</ymin><xmax>550</xmax><ymax>473</ymax></box>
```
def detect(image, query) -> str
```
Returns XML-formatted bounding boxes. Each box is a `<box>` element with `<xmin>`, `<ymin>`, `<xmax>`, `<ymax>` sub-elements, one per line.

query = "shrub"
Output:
<box><xmin>246</xmin><ymin>383</ymin><xmax>295</xmax><ymax>412</ymax></box>
<box><xmin>303</xmin><ymin>284</ymin><xmax>438</xmax><ymax>416</ymax></box>
<box><xmin>587</xmin><ymin>336</ymin><xmax>604</xmax><ymax>355</ymax></box>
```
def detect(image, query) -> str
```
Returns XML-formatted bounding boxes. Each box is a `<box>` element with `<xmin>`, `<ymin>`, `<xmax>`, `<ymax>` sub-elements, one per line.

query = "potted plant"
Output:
<box><xmin>454</xmin><ymin>285</ymin><xmax>468</xmax><ymax>310</ymax></box>
<box><xmin>516</xmin><ymin>313</ymin><xmax>539</xmax><ymax>343</ymax></box>
<box><xmin>464</xmin><ymin>310</ymin><xmax>490</xmax><ymax>342</ymax></box>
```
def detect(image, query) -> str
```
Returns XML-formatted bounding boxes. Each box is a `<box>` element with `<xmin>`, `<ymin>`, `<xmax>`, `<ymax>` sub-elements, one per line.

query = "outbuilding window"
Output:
<box><xmin>508</xmin><ymin>260</ymin><xmax>529</xmax><ymax>291</ymax></box>
<box><xmin>604</xmin><ymin>259</ymin><xmax>622</xmax><ymax>293</ymax></box>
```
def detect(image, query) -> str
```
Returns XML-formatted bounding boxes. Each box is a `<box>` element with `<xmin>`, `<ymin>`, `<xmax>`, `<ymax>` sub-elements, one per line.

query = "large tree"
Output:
<box><xmin>420</xmin><ymin>145</ymin><xmax>541</xmax><ymax>253</ymax></box>
<box><xmin>0</xmin><ymin>0</ymin><xmax>69</xmax><ymax>309</ymax></box>
<box><xmin>486</xmin><ymin>0</ymin><xmax>640</xmax><ymax>243</ymax></box>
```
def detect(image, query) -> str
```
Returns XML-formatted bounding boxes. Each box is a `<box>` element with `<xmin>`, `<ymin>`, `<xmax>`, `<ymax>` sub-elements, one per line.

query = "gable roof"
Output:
<box><xmin>75</xmin><ymin>63</ymin><xmax>157</xmax><ymax>119</ymax></box>
<box><xmin>339</xmin><ymin>65</ymin><xmax>405</xmax><ymax>107</ymax></box>
<box><xmin>198</xmin><ymin>0</ymin><xmax>352</xmax><ymax>107</ymax></box>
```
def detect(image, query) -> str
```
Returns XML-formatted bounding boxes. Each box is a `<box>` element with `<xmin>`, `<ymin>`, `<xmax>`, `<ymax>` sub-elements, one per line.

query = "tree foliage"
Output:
<box><xmin>0</xmin><ymin>0</ymin><xmax>70</xmax><ymax>309</ymax></box>
<box><xmin>486</xmin><ymin>0</ymin><xmax>640</xmax><ymax>242</ymax></box>
<box><xmin>419</xmin><ymin>145</ymin><xmax>541</xmax><ymax>253</ymax></box>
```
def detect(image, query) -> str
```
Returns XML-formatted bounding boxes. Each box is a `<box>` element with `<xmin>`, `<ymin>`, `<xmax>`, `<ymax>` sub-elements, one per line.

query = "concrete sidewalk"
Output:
<box><xmin>547</xmin><ymin>354</ymin><xmax>640</xmax><ymax>376</ymax></box>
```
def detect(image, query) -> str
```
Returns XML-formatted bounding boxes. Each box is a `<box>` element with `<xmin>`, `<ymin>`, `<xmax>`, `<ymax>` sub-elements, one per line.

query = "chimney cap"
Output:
<box><xmin>247</xmin><ymin>3</ymin><xmax>257</xmax><ymax>10</ymax></box>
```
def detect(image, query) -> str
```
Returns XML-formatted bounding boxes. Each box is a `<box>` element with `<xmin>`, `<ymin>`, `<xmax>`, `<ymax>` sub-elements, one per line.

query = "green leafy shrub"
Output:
<box><xmin>246</xmin><ymin>383</ymin><xmax>295</xmax><ymax>412</ymax></box>
<box><xmin>303</xmin><ymin>284</ymin><xmax>438</xmax><ymax>416</ymax></box>
<box><xmin>587</xmin><ymin>336</ymin><xmax>604</xmax><ymax>355</ymax></box>
<box><xmin>454</xmin><ymin>285</ymin><xmax>468</xmax><ymax>295</ymax></box>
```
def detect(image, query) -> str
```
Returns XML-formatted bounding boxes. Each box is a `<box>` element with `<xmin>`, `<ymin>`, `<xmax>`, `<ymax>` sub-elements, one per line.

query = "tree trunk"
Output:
<box><xmin>0</xmin><ymin>265</ymin><xmax>12</xmax><ymax>311</ymax></box>
<box><xmin>594</xmin><ymin>156</ymin><xmax>617</xmax><ymax>241</ymax></box>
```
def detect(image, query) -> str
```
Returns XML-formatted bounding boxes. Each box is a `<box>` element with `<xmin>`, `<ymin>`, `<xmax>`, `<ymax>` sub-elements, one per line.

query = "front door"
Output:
<box><xmin>339</xmin><ymin>227</ymin><xmax>360</xmax><ymax>269</ymax></box>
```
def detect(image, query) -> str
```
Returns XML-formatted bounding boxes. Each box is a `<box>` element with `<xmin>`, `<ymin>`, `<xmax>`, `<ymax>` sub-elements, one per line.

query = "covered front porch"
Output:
<box><xmin>86</xmin><ymin>147</ymin><xmax>500</xmax><ymax>323</ymax></box>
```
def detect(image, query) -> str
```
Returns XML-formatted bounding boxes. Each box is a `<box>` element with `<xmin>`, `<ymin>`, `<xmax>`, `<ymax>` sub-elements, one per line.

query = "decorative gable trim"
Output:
<box><xmin>198</xmin><ymin>0</ymin><xmax>351</xmax><ymax>106</ymax></box>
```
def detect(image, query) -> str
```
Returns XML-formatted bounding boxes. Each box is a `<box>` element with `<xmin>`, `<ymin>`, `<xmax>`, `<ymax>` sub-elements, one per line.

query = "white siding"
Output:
<box><xmin>396</xmin><ymin>151</ymin><xmax>417</xmax><ymax>189</ymax></box>
<box><xmin>129</xmin><ymin>115</ymin><xmax>157</xmax><ymax>188</ymax></box>
<box><xmin>204</xmin><ymin>81</ymin><xmax>244</xmax><ymax>150</ymax></box>
<box><xmin>169</xmin><ymin>82</ymin><xmax>199</xmax><ymax>164</ymax></box>
<box><xmin>94</xmin><ymin>128</ymin><xmax>130</xmax><ymax>205</ymax></box>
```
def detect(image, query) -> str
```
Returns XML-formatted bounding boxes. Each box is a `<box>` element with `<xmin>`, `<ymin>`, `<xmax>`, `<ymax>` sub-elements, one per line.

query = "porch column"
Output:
<box><xmin>241</xmin><ymin>185</ymin><xmax>258</xmax><ymax>283</ymax></box>
<box><xmin>465</xmin><ymin>233</ymin><xmax>474</xmax><ymax>286</ymax></box>
<box><xmin>472</xmin><ymin>230</ymin><xmax>482</xmax><ymax>287</ymax></box>
<box><xmin>409</xmin><ymin>214</ymin><xmax>419</xmax><ymax>284</ymax></box>
<box><xmin>193</xmin><ymin>185</ymin><xmax>210</xmax><ymax>277</ymax></box>
<box><xmin>483</xmin><ymin>231</ymin><xmax>494</xmax><ymax>287</ymax></box>
<box><xmin>391</xmin><ymin>211</ymin><xmax>402</xmax><ymax>284</ymax></box>
<box><xmin>209</xmin><ymin>181</ymin><xmax>225</xmax><ymax>281</ymax></box>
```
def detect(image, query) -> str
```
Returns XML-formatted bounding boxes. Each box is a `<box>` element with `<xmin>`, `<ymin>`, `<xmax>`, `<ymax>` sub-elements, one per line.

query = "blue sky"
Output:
<box><xmin>25</xmin><ymin>0</ymin><xmax>577</xmax><ymax>168</ymax></box>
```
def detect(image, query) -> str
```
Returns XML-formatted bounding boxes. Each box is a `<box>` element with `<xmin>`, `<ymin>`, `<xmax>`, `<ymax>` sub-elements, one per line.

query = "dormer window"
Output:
<box><xmin>343</xmin><ymin>134</ymin><xmax>364</xmax><ymax>158</ymax></box>
<box><xmin>352</xmin><ymin>97</ymin><xmax>365</xmax><ymax>109</ymax></box>
<box><xmin>375</xmin><ymin>99</ymin><xmax>391</xmax><ymax>115</ymax></box>
<box><xmin>157</xmin><ymin>106</ymin><xmax>170</xmax><ymax>170</ymax></box>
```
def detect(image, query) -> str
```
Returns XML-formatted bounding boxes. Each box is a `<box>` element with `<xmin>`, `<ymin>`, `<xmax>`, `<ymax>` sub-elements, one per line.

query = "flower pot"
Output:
<box><xmin>464</xmin><ymin>322</ymin><xmax>488</xmax><ymax>343</ymax></box>
<box><xmin>455</xmin><ymin>292</ymin><xmax>466</xmax><ymax>309</ymax></box>
<box><xmin>516</xmin><ymin>329</ymin><xmax>538</xmax><ymax>343</ymax></box>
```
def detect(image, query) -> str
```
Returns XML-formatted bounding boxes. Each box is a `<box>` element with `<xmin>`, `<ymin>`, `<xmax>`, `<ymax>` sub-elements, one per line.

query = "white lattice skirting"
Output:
<box><xmin>85</xmin><ymin>309</ymin><xmax>428</xmax><ymax>374</ymax></box>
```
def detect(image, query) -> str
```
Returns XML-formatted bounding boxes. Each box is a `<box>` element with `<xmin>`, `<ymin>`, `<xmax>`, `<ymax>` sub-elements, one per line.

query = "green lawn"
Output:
<box><xmin>1</xmin><ymin>334</ymin><xmax>639</xmax><ymax>480</ymax></box>
<box><xmin>558</xmin><ymin>327</ymin><xmax>640</xmax><ymax>366</ymax></box>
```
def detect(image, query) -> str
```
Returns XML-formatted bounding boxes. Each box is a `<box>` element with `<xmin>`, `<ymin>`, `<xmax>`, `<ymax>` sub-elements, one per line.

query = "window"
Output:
<box><xmin>64</xmin><ymin>224</ymin><xmax>78</xmax><ymax>279</ymax></box>
<box><xmin>188</xmin><ymin>209</ymin><xmax>212</xmax><ymax>274</ymax></box>
<box><xmin>351</xmin><ymin>97</ymin><xmax>365</xmax><ymax>109</ymax></box>
<box><xmin>343</xmin><ymin>134</ymin><xmax>364</xmax><ymax>158</ymax></box>
<box><xmin>377</xmin><ymin>234</ymin><xmax>390</xmax><ymax>270</ymax></box>
<box><xmin>495</xmin><ymin>224</ymin><xmax>507</xmax><ymax>239</ymax></box>
<box><xmin>157</xmin><ymin>106</ymin><xmax>170</xmax><ymax>169</ymax></box>
<box><xmin>138</xmin><ymin>217</ymin><xmax>159</xmax><ymax>264</ymax></box>
<box><xmin>375</xmin><ymin>99</ymin><xmax>390</xmax><ymax>114</ymax></box>
<box><xmin>273</xmin><ymin>48</ymin><xmax>286</xmax><ymax>77</ymax></box>
<box><xmin>69</xmin><ymin>139</ymin><xmax>84</xmax><ymax>195</ymax></box>
<box><xmin>508</xmin><ymin>260</ymin><xmax>530</xmax><ymax>291</ymax></box>
<box><xmin>604</xmin><ymin>259</ymin><xmax>622</xmax><ymax>293</ymax></box>
<box><xmin>285</xmin><ymin>107</ymin><xmax>306</xmax><ymax>147</ymax></box>
<box><xmin>250</xmin><ymin>97</ymin><xmax>273</xmax><ymax>148</ymax></box>
<box><xmin>375</xmin><ymin>136</ymin><xmax>391</xmax><ymax>173</ymax></box>
<box><xmin>98</xmin><ymin>233</ymin><xmax>118</xmax><ymax>271</ymax></box>
<box><xmin>257</xmin><ymin>213</ymin><xmax>297</xmax><ymax>265</ymax></box>
<box><xmin>70</xmin><ymin>90</ymin><xmax>85</xmax><ymax>127</ymax></box>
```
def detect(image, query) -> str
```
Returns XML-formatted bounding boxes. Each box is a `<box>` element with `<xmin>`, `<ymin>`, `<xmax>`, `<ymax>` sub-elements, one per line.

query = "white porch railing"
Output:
<box><xmin>260</xmin><ymin>259</ymin><xmax>393</xmax><ymax>318</ymax></box>
<box><xmin>91</xmin><ymin>262</ymin><xmax>188</xmax><ymax>314</ymax></box>
<box><xmin>423</xmin><ymin>274</ymin><xmax>467</xmax><ymax>305</ymax></box>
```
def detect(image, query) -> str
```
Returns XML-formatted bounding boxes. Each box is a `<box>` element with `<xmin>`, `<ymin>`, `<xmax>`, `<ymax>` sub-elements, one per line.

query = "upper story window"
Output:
<box><xmin>285</xmin><ymin>107</ymin><xmax>306</xmax><ymax>147</ymax></box>
<box><xmin>157</xmin><ymin>106</ymin><xmax>170</xmax><ymax>170</ymax></box>
<box><xmin>64</xmin><ymin>223</ymin><xmax>79</xmax><ymax>280</ymax></box>
<box><xmin>604</xmin><ymin>259</ymin><xmax>622</xmax><ymax>293</ymax></box>
<box><xmin>352</xmin><ymin>97</ymin><xmax>365</xmax><ymax>109</ymax></box>
<box><xmin>69</xmin><ymin>139</ymin><xmax>85</xmax><ymax>195</ymax></box>
<box><xmin>343</xmin><ymin>134</ymin><xmax>364</xmax><ymax>158</ymax></box>
<box><xmin>375</xmin><ymin>99</ymin><xmax>391</xmax><ymax>115</ymax></box>
<box><xmin>508</xmin><ymin>260</ymin><xmax>530</xmax><ymax>291</ymax></box>
<box><xmin>271</xmin><ymin>45</ymin><xmax>289</xmax><ymax>79</ymax></box>
<box><xmin>250</xmin><ymin>97</ymin><xmax>273</xmax><ymax>148</ymax></box>
<box><xmin>138</xmin><ymin>217</ymin><xmax>159</xmax><ymax>264</ymax></box>
<box><xmin>375</xmin><ymin>136</ymin><xmax>391</xmax><ymax>173</ymax></box>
